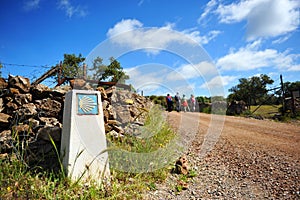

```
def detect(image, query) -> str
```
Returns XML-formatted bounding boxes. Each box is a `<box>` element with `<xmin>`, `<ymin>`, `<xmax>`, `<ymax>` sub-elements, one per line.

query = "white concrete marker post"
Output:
<box><xmin>61</xmin><ymin>89</ymin><xmax>110</xmax><ymax>184</ymax></box>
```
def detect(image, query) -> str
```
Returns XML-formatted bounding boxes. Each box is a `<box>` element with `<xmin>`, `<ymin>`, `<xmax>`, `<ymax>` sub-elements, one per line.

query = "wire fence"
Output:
<box><xmin>0</xmin><ymin>62</ymin><xmax>59</xmax><ymax>87</ymax></box>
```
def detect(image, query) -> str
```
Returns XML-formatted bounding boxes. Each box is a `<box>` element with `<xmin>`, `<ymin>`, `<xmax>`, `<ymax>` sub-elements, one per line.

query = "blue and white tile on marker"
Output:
<box><xmin>77</xmin><ymin>94</ymin><xmax>98</xmax><ymax>115</ymax></box>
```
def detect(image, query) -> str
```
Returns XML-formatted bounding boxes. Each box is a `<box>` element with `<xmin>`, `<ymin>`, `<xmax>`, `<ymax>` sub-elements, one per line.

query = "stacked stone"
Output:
<box><xmin>0</xmin><ymin>75</ymin><xmax>70</xmax><ymax>169</ymax></box>
<box><xmin>226</xmin><ymin>100</ymin><xmax>247</xmax><ymax>115</ymax></box>
<box><xmin>99</xmin><ymin>86</ymin><xmax>153</xmax><ymax>137</ymax></box>
<box><xmin>0</xmin><ymin>75</ymin><xmax>153</xmax><ymax>170</ymax></box>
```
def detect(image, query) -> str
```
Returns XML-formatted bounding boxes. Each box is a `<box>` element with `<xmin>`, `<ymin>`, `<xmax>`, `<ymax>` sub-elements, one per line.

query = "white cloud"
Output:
<box><xmin>215</xmin><ymin>0</ymin><xmax>300</xmax><ymax>40</ymax></box>
<box><xmin>286</xmin><ymin>64</ymin><xmax>300</xmax><ymax>71</ymax></box>
<box><xmin>106</xmin><ymin>19</ymin><xmax>220</xmax><ymax>52</ymax></box>
<box><xmin>107</xmin><ymin>19</ymin><xmax>143</xmax><ymax>37</ymax></box>
<box><xmin>166</xmin><ymin>61</ymin><xmax>217</xmax><ymax>81</ymax></box>
<box><xmin>274</xmin><ymin>52</ymin><xmax>300</xmax><ymax>71</ymax></box>
<box><xmin>220</xmin><ymin>75</ymin><xmax>238</xmax><ymax>86</ymax></box>
<box><xmin>125</xmin><ymin>64</ymin><xmax>200</xmax><ymax>95</ymax></box>
<box><xmin>201</xmin><ymin>75</ymin><xmax>237</xmax><ymax>89</ymax></box>
<box><xmin>125</xmin><ymin>66</ymin><xmax>165</xmax><ymax>92</ymax></box>
<box><xmin>272</xmin><ymin>35</ymin><xmax>291</xmax><ymax>44</ymax></box>
<box><xmin>138</xmin><ymin>0</ymin><xmax>145</xmax><ymax>6</ymax></box>
<box><xmin>182</xmin><ymin>29</ymin><xmax>221</xmax><ymax>45</ymax></box>
<box><xmin>216</xmin><ymin>0</ymin><xmax>260</xmax><ymax>23</ymax></box>
<box><xmin>217</xmin><ymin>40</ymin><xmax>300</xmax><ymax>71</ymax></box>
<box><xmin>24</xmin><ymin>0</ymin><xmax>40</xmax><ymax>11</ymax></box>
<box><xmin>197</xmin><ymin>0</ymin><xmax>218</xmax><ymax>24</ymax></box>
<box><xmin>58</xmin><ymin>0</ymin><xmax>88</xmax><ymax>18</ymax></box>
<box><xmin>199</xmin><ymin>75</ymin><xmax>236</xmax><ymax>96</ymax></box>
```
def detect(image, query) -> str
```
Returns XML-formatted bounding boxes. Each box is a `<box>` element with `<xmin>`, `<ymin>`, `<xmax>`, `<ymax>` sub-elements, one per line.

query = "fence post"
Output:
<box><xmin>83</xmin><ymin>63</ymin><xmax>87</xmax><ymax>80</ymax></box>
<box><xmin>58</xmin><ymin>61</ymin><xmax>62</xmax><ymax>85</ymax></box>
<box><xmin>280</xmin><ymin>74</ymin><xmax>285</xmax><ymax>115</ymax></box>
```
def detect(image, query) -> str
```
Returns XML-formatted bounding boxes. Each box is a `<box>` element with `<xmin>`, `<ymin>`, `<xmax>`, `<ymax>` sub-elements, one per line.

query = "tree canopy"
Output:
<box><xmin>283</xmin><ymin>81</ymin><xmax>300</xmax><ymax>97</ymax></box>
<box><xmin>91</xmin><ymin>57</ymin><xmax>129</xmax><ymax>84</ymax></box>
<box><xmin>89</xmin><ymin>56</ymin><xmax>106</xmax><ymax>80</ymax></box>
<box><xmin>53</xmin><ymin>54</ymin><xmax>129</xmax><ymax>86</ymax></box>
<box><xmin>56</xmin><ymin>53</ymin><xmax>85</xmax><ymax>82</ymax></box>
<box><xmin>228</xmin><ymin>74</ymin><xmax>274</xmax><ymax>106</ymax></box>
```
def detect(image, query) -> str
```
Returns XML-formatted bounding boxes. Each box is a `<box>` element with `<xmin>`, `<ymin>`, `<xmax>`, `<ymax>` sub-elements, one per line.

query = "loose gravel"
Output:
<box><xmin>146</xmin><ymin>112</ymin><xmax>300</xmax><ymax>199</ymax></box>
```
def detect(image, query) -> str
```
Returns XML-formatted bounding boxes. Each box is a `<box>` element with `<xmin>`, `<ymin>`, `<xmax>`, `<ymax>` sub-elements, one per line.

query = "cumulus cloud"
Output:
<box><xmin>286</xmin><ymin>64</ymin><xmax>300</xmax><ymax>71</ymax></box>
<box><xmin>106</xmin><ymin>19</ymin><xmax>220</xmax><ymax>52</ymax></box>
<box><xmin>58</xmin><ymin>0</ymin><xmax>88</xmax><ymax>18</ymax></box>
<box><xmin>182</xmin><ymin>29</ymin><xmax>221</xmax><ymax>44</ymax></box>
<box><xmin>166</xmin><ymin>61</ymin><xmax>217</xmax><ymax>81</ymax></box>
<box><xmin>125</xmin><ymin>63</ymin><xmax>200</xmax><ymax>96</ymax></box>
<box><xmin>215</xmin><ymin>0</ymin><xmax>300</xmax><ymax>40</ymax></box>
<box><xmin>217</xmin><ymin>40</ymin><xmax>300</xmax><ymax>71</ymax></box>
<box><xmin>107</xmin><ymin>19</ymin><xmax>143</xmax><ymax>37</ymax></box>
<box><xmin>197</xmin><ymin>0</ymin><xmax>218</xmax><ymax>24</ymax></box>
<box><xmin>220</xmin><ymin>75</ymin><xmax>238</xmax><ymax>86</ymax></box>
<box><xmin>272</xmin><ymin>35</ymin><xmax>291</xmax><ymax>44</ymax></box>
<box><xmin>24</xmin><ymin>0</ymin><xmax>41</xmax><ymax>11</ymax></box>
<box><xmin>125</xmin><ymin>65</ymin><xmax>167</xmax><ymax>92</ymax></box>
<box><xmin>201</xmin><ymin>75</ymin><xmax>237</xmax><ymax>89</ymax></box>
<box><xmin>216</xmin><ymin>0</ymin><xmax>259</xmax><ymax>23</ymax></box>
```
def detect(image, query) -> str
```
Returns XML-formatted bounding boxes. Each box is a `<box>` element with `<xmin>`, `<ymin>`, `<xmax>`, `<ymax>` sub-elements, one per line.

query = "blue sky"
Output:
<box><xmin>0</xmin><ymin>0</ymin><xmax>299</xmax><ymax>97</ymax></box>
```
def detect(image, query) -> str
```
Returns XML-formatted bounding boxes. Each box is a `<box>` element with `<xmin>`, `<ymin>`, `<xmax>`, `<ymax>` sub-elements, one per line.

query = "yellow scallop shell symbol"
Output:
<box><xmin>79</xmin><ymin>96</ymin><xmax>97</xmax><ymax>113</ymax></box>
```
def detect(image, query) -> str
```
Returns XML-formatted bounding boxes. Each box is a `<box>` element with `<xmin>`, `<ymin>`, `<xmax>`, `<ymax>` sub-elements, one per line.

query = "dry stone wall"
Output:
<box><xmin>0</xmin><ymin>75</ymin><xmax>152</xmax><ymax>170</ymax></box>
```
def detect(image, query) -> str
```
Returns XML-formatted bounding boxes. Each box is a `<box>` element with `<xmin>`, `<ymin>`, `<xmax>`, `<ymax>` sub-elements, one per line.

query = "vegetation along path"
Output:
<box><xmin>146</xmin><ymin>112</ymin><xmax>300</xmax><ymax>199</ymax></box>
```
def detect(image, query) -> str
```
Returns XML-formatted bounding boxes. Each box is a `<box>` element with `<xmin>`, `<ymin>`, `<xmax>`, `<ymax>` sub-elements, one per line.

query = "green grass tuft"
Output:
<box><xmin>0</xmin><ymin>105</ymin><xmax>176</xmax><ymax>199</ymax></box>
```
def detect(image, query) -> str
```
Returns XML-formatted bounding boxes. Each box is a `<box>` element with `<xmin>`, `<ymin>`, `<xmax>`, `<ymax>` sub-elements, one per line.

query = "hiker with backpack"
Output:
<box><xmin>182</xmin><ymin>94</ymin><xmax>190</xmax><ymax>112</ymax></box>
<box><xmin>190</xmin><ymin>94</ymin><xmax>196</xmax><ymax>112</ymax></box>
<box><xmin>166</xmin><ymin>94</ymin><xmax>173</xmax><ymax>112</ymax></box>
<box><xmin>175</xmin><ymin>92</ymin><xmax>181</xmax><ymax>112</ymax></box>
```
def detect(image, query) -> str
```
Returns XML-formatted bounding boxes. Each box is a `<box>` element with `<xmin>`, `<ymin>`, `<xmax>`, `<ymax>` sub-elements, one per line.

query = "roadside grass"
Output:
<box><xmin>242</xmin><ymin>105</ymin><xmax>300</xmax><ymax>123</ymax></box>
<box><xmin>0</xmin><ymin>105</ymin><xmax>176</xmax><ymax>199</ymax></box>
<box><xmin>108</xmin><ymin>105</ymin><xmax>175</xmax><ymax>153</ymax></box>
<box><xmin>106</xmin><ymin>104</ymin><xmax>178</xmax><ymax>198</ymax></box>
<box><xmin>248</xmin><ymin>105</ymin><xmax>280</xmax><ymax>118</ymax></box>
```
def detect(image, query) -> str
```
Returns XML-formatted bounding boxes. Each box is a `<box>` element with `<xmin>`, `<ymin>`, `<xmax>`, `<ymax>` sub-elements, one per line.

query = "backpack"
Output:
<box><xmin>166</xmin><ymin>96</ymin><xmax>172</xmax><ymax>102</ymax></box>
<box><xmin>175</xmin><ymin>95</ymin><xmax>179</xmax><ymax>101</ymax></box>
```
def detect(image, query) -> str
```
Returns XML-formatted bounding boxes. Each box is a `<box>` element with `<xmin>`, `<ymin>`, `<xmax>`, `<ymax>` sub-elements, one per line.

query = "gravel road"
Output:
<box><xmin>146</xmin><ymin>112</ymin><xmax>300</xmax><ymax>199</ymax></box>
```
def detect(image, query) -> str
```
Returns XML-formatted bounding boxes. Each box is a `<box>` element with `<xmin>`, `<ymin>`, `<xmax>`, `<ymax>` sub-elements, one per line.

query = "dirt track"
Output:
<box><xmin>147</xmin><ymin>112</ymin><xmax>300</xmax><ymax>199</ymax></box>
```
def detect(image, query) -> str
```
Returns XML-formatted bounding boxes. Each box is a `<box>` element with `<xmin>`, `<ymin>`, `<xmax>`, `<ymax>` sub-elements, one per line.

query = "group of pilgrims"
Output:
<box><xmin>166</xmin><ymin>92</ymin><xmax>196</xmax><ymax>112</ymax></box>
